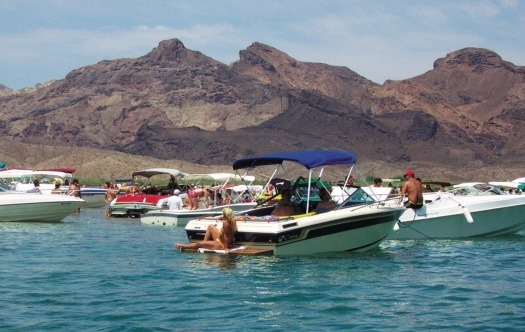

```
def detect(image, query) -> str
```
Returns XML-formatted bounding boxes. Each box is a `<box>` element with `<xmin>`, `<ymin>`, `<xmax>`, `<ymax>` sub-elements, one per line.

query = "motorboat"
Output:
<box><xmin>1</xmin><ymin>169</ymin><xmax>107</xmax><ymax>208</ymax></box>
<box><xmin>183</xmin><ymin>150</ymin><xmax>405</xmax><ymax>256</ymax></box>
<box><xmin>0</xmin><ymin>168</ymin><xmax>35</xmax><ymax>189</ymax></box>
<box><xmin>386</xmin><ymin>189</ymin><xmax>525</xmax><ymax>240</ymax></box>
<box><xmin>0</xmin><ymin>182</ymin><xmax>85</xmax><ymax>222</ymax></box>
<box><xmin>489</xmin><ymin>181</ymin><xmax>523</xmax><ymax>194</ymax></box>
<box><xmin>110</xmin><ymin>168</ymin><xmax>187</xmax><ymax>217</ymax></box>
<box><xmin>450</xmin><ymin>182</ymin><xmax>508</xmax><ymax>195</ymax></box>
<box><xmin>140</xmin><ymin>173</ymin><xmax>260</xmax><ymax>226</ymax></box>
<box><xmin>141</xmin><ymin>202</ymin><xmax>257</xmax><ymax>227</ymax></box>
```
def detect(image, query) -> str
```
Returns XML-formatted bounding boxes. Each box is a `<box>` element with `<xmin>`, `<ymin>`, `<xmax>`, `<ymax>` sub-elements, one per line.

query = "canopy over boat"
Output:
<box><xmin>232</xmin><ymin>150</ymin><xmax>357</xmax><ymax>170</ymax></box>
<box><xmin>39</xmin><ymin>168</ymin><xmax>76</xmax><ymax>174</ymax></box>
<box><xmin>132</xmin><ymin>168</ymin><xmax>187</xmax><ymax>179</ymax></box>
<box><xmin>488</xmin><ymin>181</ymin><xmax>519</xmax><ymax>189</ymax></box>
<box><xmin>183</xmin><ymin>173</ymin><xmax>255</xmax><ymax>184</ymax></box>
<box><xmin>0</xmin><ymin>169</ymin><xmax>34</xmax><ymax>179</ymax></box>
<box><xmin>453</xmin><ymin>182</ymin><xmax>486</xmax><ymax>188</ymax></box>
<box><xmin>512</xmin><ymin>177</ymin><xmax>525</xmax><ymax>184</ymax></box>
<box><xmin>26</xmin><ymin>171</ymin><xmax>73</xmax><ymax>179</ymax></box>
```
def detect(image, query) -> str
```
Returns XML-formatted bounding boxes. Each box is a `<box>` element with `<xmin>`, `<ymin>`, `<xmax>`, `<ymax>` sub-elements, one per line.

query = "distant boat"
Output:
<box><xmin>141</xmin><ymin>172</ymin><xmax>259</xmax><ymax>227</ymax></box>
<box><xmin>110</xmin><ymin>168</ymin><xmax>187</xmax><ymax>217</ymax></box>
<box><xmin>1</xmin><ymin>170</ymin><xmax>106</xmax><ymax>208</ymax></box>
<box><xmin>0</xmin><ymin>182</ymin><xmax>85</xmax><ymax>222</ymax></box>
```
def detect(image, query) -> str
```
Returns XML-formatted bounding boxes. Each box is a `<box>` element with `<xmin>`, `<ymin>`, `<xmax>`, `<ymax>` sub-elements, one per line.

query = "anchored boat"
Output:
<box><xmin>183</xmin><ymin>150</ymin><xmax>405</xmax><ymax>256</ymax></box>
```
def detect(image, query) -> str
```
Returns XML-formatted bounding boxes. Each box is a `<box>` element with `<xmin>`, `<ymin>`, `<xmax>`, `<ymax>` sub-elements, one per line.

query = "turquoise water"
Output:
<box><xmin>1</xmin><ymin>207</ymin><xmax>525</xmax><ymax>331</ymax></box>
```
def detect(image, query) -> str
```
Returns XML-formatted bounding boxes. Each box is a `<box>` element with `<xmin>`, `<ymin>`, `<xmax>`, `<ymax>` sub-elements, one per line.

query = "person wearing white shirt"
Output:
<box><xmin>167</xmin><ymin>189</ymin><xmax>183</xmax><ymax>210</ymax></box>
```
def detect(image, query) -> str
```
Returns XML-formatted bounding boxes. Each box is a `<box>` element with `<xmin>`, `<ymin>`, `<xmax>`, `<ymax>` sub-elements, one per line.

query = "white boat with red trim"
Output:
<box><xmin>110</xmin><ymin>168</ymin><xmax>187</xmax><ymax>217</ymax></box>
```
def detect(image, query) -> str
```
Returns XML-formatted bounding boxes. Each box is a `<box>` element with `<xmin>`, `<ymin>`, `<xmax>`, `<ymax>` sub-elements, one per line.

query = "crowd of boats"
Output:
<box><xmin>1</xmin><ymin>150</ymin><xmax>525</xmax><ymax>256</ymax></box>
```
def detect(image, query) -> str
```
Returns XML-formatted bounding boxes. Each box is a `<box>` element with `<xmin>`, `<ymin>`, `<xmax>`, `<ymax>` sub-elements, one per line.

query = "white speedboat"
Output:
<box><xmin>110</xmin><ymin>168</ymin><xmax>187</xmax><ymax>217</ymax></box>
<box><xmin>2</xmin><ymin>170</ymin><xmax>107</xmax><ymax>208</ymax></box>
<box><xmin>141</xmin><ymin>202</ymin><xmax>258</xmax><ymax>227</ymax></box>
<box><xmin>183</xmin><ymin>150</ymin><xmax>405</xmax><ymax>256</ymax></box>
<box><xmin>387</xmin><ymin>191</ymin><xmax>525</xmax><ymax>240</ymax></box>
<box><xmin>0</xmin><ymin>183</ymin><xmax>85</xmax><ymax>222</ymax></box>
<box><xmin>140</xmin><ymin>172</ymin><xmax>259</xmax><ymax>226</ymax></box>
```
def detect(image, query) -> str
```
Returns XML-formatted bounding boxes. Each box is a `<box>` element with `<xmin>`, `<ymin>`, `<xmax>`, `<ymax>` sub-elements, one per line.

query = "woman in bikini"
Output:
<box><xmin>175</xmin><ymin>207</ymin><xmax>238</xmax><ymax>251</ymax></box>
<box><xmin>188</xmin><ymin>186</ymin><xmax>210</xmax><ymax>210</ymax></box>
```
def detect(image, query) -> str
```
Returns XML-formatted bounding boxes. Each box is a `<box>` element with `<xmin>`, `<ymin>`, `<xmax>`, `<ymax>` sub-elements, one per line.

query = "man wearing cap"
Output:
<box><xmin>166</xmin><ymin>189</ymin><xmax>183</xmax><ymax>210</ymax></box>
<box><xmin>400</xmin><ymin>170</ymin><xmax>423</xmax><ymax>209</ymax></box>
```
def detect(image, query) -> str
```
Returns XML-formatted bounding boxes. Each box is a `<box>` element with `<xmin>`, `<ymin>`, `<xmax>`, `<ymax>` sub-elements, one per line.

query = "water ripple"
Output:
<box><xmin>1</xmin><ymin>210</ymin><xmax>525</xmax><ymax>330</ymax></box>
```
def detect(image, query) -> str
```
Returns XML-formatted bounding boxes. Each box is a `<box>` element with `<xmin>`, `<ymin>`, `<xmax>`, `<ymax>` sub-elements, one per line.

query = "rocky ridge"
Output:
<box><xmin>1</xmin><ymin>39</ymin><xmax>524</xmax><ymax>181</ymax></box>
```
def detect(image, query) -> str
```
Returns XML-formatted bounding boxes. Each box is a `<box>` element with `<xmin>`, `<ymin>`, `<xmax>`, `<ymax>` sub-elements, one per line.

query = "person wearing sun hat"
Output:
<box><xmin>400</xmin><ymin>169</ymin><xmax>423</xmax><ymax>209</ymax></box>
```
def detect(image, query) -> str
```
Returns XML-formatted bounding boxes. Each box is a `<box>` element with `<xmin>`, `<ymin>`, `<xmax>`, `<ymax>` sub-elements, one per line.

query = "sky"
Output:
<box><xmin>1</xmin><ymin>0</ymin><xmax>524</xmax><ymax>89</ymax></box>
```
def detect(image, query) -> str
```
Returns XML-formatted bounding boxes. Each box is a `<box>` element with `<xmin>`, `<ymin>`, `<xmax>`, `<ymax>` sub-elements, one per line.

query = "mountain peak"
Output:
<box><xmin>433</xmin><ymin>47</ymin><xmax>513</xmax><ymax>71</ymax></box>
<box><xmin>142</xmin><ymin>38</ymin><xmax>190</xmax><ymax>63</ymax></box>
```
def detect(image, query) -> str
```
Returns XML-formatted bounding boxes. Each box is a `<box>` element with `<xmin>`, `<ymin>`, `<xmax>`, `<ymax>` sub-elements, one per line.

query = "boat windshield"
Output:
<box><xmin>339</xmin><ymin>187</ymin><xmax>377</xmax><ymax>208</ymax></box>
<box><xmin>292</xmin><ymin>179</ymin><xmax>331</xmax><ymax>203</ymax></box>
<box><xmin>0</xmin><ymin>182</ymin><xmax>13</xmax><ymax>192</ymax></box>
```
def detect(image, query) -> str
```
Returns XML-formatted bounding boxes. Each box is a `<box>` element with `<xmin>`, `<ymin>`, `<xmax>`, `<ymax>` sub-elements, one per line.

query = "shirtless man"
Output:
<box><xmin>400</xmin><ymin>170</ymin><xmax>424</xmax><ymax>209</ymax></box>
<box><xmin>105</xmin><ymin>182</ymin><xmax>121</xmax><ymax>217</ymax></box>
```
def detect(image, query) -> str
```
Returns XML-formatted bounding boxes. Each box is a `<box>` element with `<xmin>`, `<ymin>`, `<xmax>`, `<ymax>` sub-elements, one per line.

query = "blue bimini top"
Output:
<box><xmin>232</xmin><ymin>150</ymin><xmax>357</xmax><ymax>170</ymax></box>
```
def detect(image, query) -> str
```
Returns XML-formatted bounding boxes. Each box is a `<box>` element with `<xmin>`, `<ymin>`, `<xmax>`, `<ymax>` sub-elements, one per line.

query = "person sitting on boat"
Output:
<box><xmin>27</xmin><ymin>179</ymin><xmax>42</xmax><ymax>194</ymax></box>
<box><xmin>267</xmin><ymin>183</ymin><xmax>276</xmax><ymax>196</ymax></box>
<box><xmin>127</xmin><ymin>185</ymin><xmax>140</xmax><ymax>195</ymax></box>
<box><xmin>68</xmin><ymin>179</ymin><xmax>82</xmax><ymax>198</ymax></box>
<box><xmin>315</xmin><ymin>188</ymin><xmax>337</xmax><ymax>214</ymax></box>
<box><xmin>221</xmin><ymin>189</ymin><xmax>232</xmax><ymax>206</ymax></box>
<box><xmin>214</xmin><ymin>192</ymin><xmax>224</xmax><ymax>206</ymax></box>
<box><xmin>51</xmin><ymin>181</ymin><xmax>63</xmax><ymax>195</ymax></box>
<box><xmin>400</xmin><ymin>170</ymin><xmax>423</xmax><ymax>209</ymax></box>
<box><xmin>175</xmin><ymin>207</ymin><xmax>238</xmax><ymax>251</ymax></box>
<box><xmin>271</xmin><ymin>189</ymin><xmax>297</xmax><ymax>216</ymax></box>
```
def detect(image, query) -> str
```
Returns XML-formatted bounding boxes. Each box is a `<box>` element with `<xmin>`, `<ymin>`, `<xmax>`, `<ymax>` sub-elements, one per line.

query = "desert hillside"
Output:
<box><xmin>1</xmin><ymin>39</ymin><xmax>524</xmax><ymax>182</ymax></box>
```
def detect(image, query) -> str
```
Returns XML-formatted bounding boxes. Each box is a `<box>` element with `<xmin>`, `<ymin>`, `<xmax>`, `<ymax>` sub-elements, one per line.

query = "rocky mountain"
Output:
<box><xmin>1</xmin><ymin>39</ymin><xmax>524</xmax><ymax>181</ymax></box>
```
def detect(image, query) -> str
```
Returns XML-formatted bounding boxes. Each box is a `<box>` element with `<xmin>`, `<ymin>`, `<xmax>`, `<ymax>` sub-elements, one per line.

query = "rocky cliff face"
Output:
<box><xmin>369</xmin><ymin>48</ymin><xmax>525</xmax><ymax>167</ymax></box>
<box><xmin>1</xmin><ymin>39</ymin><xmax>524</xmax><ymax>179</ymax></box>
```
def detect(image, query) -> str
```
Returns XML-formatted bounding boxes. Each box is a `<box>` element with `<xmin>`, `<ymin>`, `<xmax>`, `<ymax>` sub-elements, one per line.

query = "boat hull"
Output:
<box><xmin>388</xmin><ymin>194</ymin><xmax>525</xmax><ymax>240</ymax></box>
<box><xmin>140</xmin><ymin>203</ymin><xmax>257</xmax><ymax>227</ymax></box>
<box><xmin>79</xmin><ymin>188</ymin><xmax>107</xmax><ymax>208</ymax></box>
<box><xmin>110</xmin><ymin>194</ymin><xmax>169</xmax><ymax>217</ymax></box>
<box><xmin>185</xmin><ymin>205</ymin><xmax>404</xmax><ymax>256</ymax></box>
<box><xmin>0</xmin><ymin>193</ymin><xmax>85</xmax><ymax>222</ymax></box>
